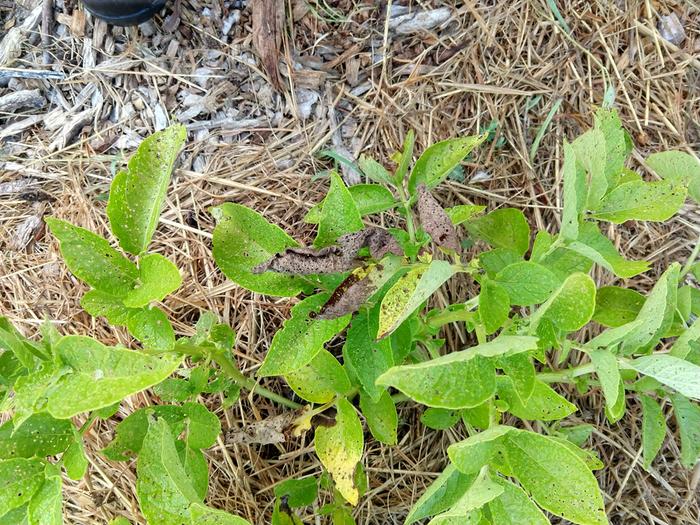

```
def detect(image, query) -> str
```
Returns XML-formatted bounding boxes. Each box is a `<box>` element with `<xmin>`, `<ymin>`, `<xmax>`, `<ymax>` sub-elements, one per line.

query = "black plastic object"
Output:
<box><xmin>82</xmin><ymin>0</ymin><xmax>168</xmax><ymax>26</ymax></box>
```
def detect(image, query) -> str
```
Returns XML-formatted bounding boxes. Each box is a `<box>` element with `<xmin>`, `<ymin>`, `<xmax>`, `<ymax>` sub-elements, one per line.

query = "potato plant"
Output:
<box><xmin>0</xmin><ymin>109</ymin><xmax>699</xmax><ymax>524</ymax></box>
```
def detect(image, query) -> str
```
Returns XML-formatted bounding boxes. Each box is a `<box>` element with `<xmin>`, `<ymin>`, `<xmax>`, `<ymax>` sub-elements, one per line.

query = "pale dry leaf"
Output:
<box><xmin>225</xmin><ymin>411</ymin><xmax>299</xmax><ymax>445</ymax></box>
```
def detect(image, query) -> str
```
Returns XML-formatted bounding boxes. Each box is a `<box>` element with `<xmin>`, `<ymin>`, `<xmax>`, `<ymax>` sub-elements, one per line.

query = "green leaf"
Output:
<box><xmin>272</xmin><ymin>500</ymin><xmax>303</xmax><ymax>525</ymax></box>
<box><xmin>211</xmin><ymin>203</ymin><xmax>305</xmax><ymax>297</ymax></box>
<box><xmin>259</xmin><ymin>293</ymin><xmax>350</xmax><ymax>377</ymax></box>
<box><xmin>154</xmin><ymin>378</ymin><xmax>196</xmax><ymax>402</ymax></box>
<box><xmin>108</xmin><ymin>519</ymin><xmax>131</xmax><ymax>525</ymax></box>
<box><xmin>429</xmin><ymin>470</ymin><xmax>502</xmax><ymax>523</ymax></box>
<box><xmin>560</xmin><ymin>141</ymin><xmax>587</xmax><ymax>241</ymax></box>
<box><xmin>378</xmin><ymin>260</ymin><xmax>455</xmax><ymax>339</ymax></box>
<box><xmin>359</xmin><ymin>390</ymin><xmax>398</xmax><ymax>445</ymax></box>
<box><xmin>670</xmin><ymin>317</ymin><xmax>700</xmax><ymax>361</ymax></box>
<box><xmin>305</xmin><ymin>184</ymin><xmax>396</xmax><ymax>223</ymax></box>
<box><xmin>646</xmin><ymin>150</ymin><xmax>700</xmax><ymax>204</ymax></box>
<box><xmin>177</xmin><ymin>444</ymin><xmax>208</xmax><ymax>500</ymax></box>
<box><xmin>670</xmin><ymin>394</ymin><xmax>700</xmax><ymax>468</ymax></box>
<box><xmin>586</xmin><ymin>320</ymin><xmax>645</xmax><ymax>350</ymax></box>
<box><xmin>589</xmin><ymin>348</ymin><xmax>621</xmax><ymax>410</ymax></box>
<box><xmin>502</xmin><ymin>430</ymin><xmax>607</xmax><ymax>525</ymax></box>
<box><xmin>498</xmin><ymin>352</ymin><xmax>535</xmax><ymax>403</ymax></box>
<box><xmin>81</xmin><ymin>290</ymin><xmax>137</xmax><ymax>326</ymax></box>
<box><xmin>629</xmin><ymin>354</ymin><xmax>700</xmax><ymax>400</ymax></box>
<box><xmin>0</xmin><ymin>458</ymin><xmax>45</xmax><ymax>517</ymax></box>
<box><xmin>343</xmin><ymin>308</ymin><xmax>394</xmax><ymax>401</ymax></box>
<box><xmin>189</xmin><ymin>503</ymin><xmax>251</xmax><ymax>524</ymax></box>
<box><xmin>27</xmin><ymin>473</ymin><xmax>62</xmax><ymax>525</ymax></box>
<box><xmin>395</xmin><ymin>130</ymin><xmax>415</xmax><ymax>186</ymax></box>
<box><xmin>409</xmin><ymin>134</ymin><xmax>487</xmax><ymax>192</ymax></box>
<box><xmin>465</xmin><ymin>208</ymin><xmax>530</xmax><ymax>256</ymax></box>
<box><xmin>557</xmin><ymin>424</ymin><xmax>594</xmax><ymax>447</ymax></box>
<box><xmin>494</xmin><ymin>262</ymin><xmax>558</xmax><ymax>306</ymax></box>
<box><xmin>445</xmin><ymin>205</ymin><xmax>486</xmax><ymax>226</ymax></box>
<box><xmin>314</xmin><ymin>173</ymin><xmax>364</xmax><ymax>248</ymax></box>
<box><xmin>567</xmin><ymin>222</ymin><xmax>649</xmax><ymax>278</ymax></box>
<box><xmin>285</xmin><ymin>349</ymin><xmax>352</xmax><ymax>403</ymax></box>
<box><xmin>479</xmin><ymin>249</ymin><xmax>521</xmax><ymax>278</ymax></box>
<box><xmin>420</xmin><ymin>408</ymin><xmax>460</xmax><ymax>430</ymax></box>
<box><xmin>604</xmin><ymin>379</ymin><xmax>626</xmax><ymax>424</ymax></box>
<box><xmin>126</xmin><ymin>307</ymin><xmax>176</xmax><ymax>352</ymax></box>
<box><xmin>46</xmin><ymin>336</ymin><xmax>182</xmax><ymax>418</ymax></box>
<box><xmin>358</xmin><ymin>155</ymin><xmax>393</xmax><ymax>186</ymax></box>
<box><xmin>497</xmin><ymin>377</ymin><xmax>577</xmax><ymax>421</ymax></box>
<box><xmin>594</xmin><ymin>107</ymin><xmax>628</xmax><ymax>186</ymax></box>
<box><xmin>448</xmin><ymin>425</ymin><xmax>514</xmax><ymax>475</ymax></box>
<box><xmin>136</xmin><ymin>418</ymin><xmax>199</xmax><ymax>524</ymax></box>
<box><xmin>0</xmin><ymin>414</ymin><xmax>72</xmax><ymax>459</ymax></box>
<box><xmin>639</xmin><ymin>394</ymin><xmax>666</xmax><ymax>470</ymax></box>
<box><xmin>478</xmin><ymin>281</ymin><xmax>510</xmax><ymax>334</ymax></box>
<box><xmin>45</xmin><ymin>218</ymin><xmax>138</xmax><ymax>298</ymax></box>
<box><xmin>621</xmin><ymin>264</ymin><xmax>680</xmax><ymax>354</ymax></box>
<box><xmin>591</xmin><ymin>178</ymin><xmax>687</xmax><ymax>223</ymax></box>
<box><xmin>0</xmin><ymin>320</ymin><xmax>38</xmax><ymax>370</ymax></box>
<box><xmin>593</xmin><ymin>286</ymin><xmax>645</xmax><ymax>328</ymax></box>
<box><xmin>404</xmin><ymin>465</ymin><xmax>477</xmax><ymax>525</ymax></box>
<box><xmin>314</xmin><ymin>398</ymin><xmax>363</xmax><ymax>506</ymax></box>
<box><xmin>62</xmin><ymin>439</ymin><xmax>88</xmax><ymax>481</ymax></box>
<box><xmin>571</xmin><ymin>129</ymin><xmax>607</xmax><ymax>208</ymax></box>
<box><xmin>11</xmin><ymin>367</ymin><xmax>60</xmax><ymax>428</ymax></box>
<box><xmin>123</xmin><ymin>254</ymin><xmax>182</xmax><ymax>308</ymax></box>
<box><xmin>331</xmin><ymin>507</ymin><xmax>355</xmax><ymax>525</ymax></box>
<box><xmin>274</xmin><ymin>477</ymin><xmax>318</xmax><ymax>508</ymax></box>
<box><xmin>486</xmin><ymin>477</ymin><xmax>549</xmax><ymax>525</ymax></box>
<box><xmin>106</xmin><ymin>124</ymin><xmax>186</xmax><ymax>255</ymax></box>
<box><xmin>530</xmin><ymin>273</ymin><xmax>596</xmax><ymax>332</ymax></box>
<box><xmin>376</xmin><ymin>353</ymin><xmax>495</xmax><ymax>409</ymax></box>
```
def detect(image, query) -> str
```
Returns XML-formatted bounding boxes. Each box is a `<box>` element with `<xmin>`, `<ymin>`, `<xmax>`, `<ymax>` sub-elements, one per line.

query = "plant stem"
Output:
<box><xmin>209</xmin><ymin>353</ymin><xmax>302</xmax><ymax>410</ymax></box>
<box><xmin>681</xmin><ymin>234</ymin><xmax>700</xmax><ymax>277</ymax></box>
<box><xmin>537</xmin><ymin>362</ymin><xmax>595</xmax><ymax>384</ymax></box>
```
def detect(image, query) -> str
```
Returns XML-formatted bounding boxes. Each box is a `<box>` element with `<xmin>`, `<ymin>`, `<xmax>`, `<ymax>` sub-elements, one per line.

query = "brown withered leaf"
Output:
<box><xmin>416</xmin><ymin>184</ymin><xmax>459</xmax><ymax>251</ymax></box>
<box><xmin>252</xmin><ymin>0</ymin><xmax>284</xmax><ymax>90</ymax></box>
<box><xmin>225</xmin><ymin>410</ymin><xmax>300</xmax><ymax>445</ymax></box>
<box><xmin>253</xmin><ymin>227</ymin><xmax>403</xmax><ymax>276</ymax></box>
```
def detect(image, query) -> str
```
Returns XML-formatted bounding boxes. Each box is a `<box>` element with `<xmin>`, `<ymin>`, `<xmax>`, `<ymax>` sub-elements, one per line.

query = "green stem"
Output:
<box><xmin>537</xmin><ymin>362</ymin><xmax>595</xmax><ymax>384</ymax></box>
<box><xmin>681</xmin><ymin>234</ymin><xmax>700</xmax><ymax>277</ymax></box>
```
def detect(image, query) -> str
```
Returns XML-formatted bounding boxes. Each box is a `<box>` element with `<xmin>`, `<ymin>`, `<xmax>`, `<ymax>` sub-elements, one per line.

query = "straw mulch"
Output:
<box><xmin>1</xmin><ymin>0</ymin><xmax>699</xmax><ymax>523</ymax></box>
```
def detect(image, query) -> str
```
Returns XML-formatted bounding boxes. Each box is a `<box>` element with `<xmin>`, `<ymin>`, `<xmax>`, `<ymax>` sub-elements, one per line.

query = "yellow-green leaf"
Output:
<box><xmin>123</xmin><ymin>253</ymin><xmax>182</xmax><ymax>308</ymax></box>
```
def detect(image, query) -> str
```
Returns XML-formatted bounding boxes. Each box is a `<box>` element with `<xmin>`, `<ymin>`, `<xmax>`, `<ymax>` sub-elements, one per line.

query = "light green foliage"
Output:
<box><xmin>571</xmin><ymin>129</ymin><xmax>607</xmax><ymax>208</ymax></box>
<box><xmin>314</xmin><ymin>173</ymin><xmax>364</xmax><ymax>248</ymax></box>
<box><xmin>498</xmin><ymin>352</ymin><xmax>535</xmax><ymax>403</ymax></box>
<box><xmin>359</xmin><ymin>391</ymin><xmax>398</xmax><ymax>445</ymax></box>
<box><xmin>378</xmin><ymin>260</ymin><xmax>455</xmax><ymax>339</ymax></box>
<box><xmin>405</xmin><ymin>465</ymin><xmax>477</xmax><ymax>525</ymax></box>
<box><xmin>478</xmin><ymin>280</ymin><xmax>510</xmax><ymax>334</ymax></box>
<box><xmin>448</xmin><ymin>426</ymin><xmax>513</xmax><ymax>475</ymax></box>
<box><xmin>670</xmin><ymin>317</ymin><xmax>700</xmax><ymax>361</ymax></box>
<box><xmin>45</xmin><ymin>218</ymin><xmax>138</xmax><ymax>297</ymax></box>
<box><xmin>314</xmin><ymin>399</ymin><xmax>363</xmax><ymax>505</ymax></box>
<box><xmin>358</xmin><ymin>155</ymin><xmax>393</xmax><ymax>185</ymax></box>
<box><xmin>630</xmin><ymin>354</ymin><xmax>700</xmax><ymax>400</ymax></box>
<box><xmin>285</xmin><ymin>350</ymin><xmax>352</xmax><ymax>403</ymax></box>
<box><xmin>560</xmin><ymin>141</ymin><xmax>586</xmax><ymax>241</ymax></box>
<box><xmin>259</xmin><ymin>293</ymin><xmax>350</xmax><ymax>377</ymax></box>
<box><xmin>409</xmin><ymin>134</ymin><xmax>487</xmax><ymax>191</ymax></box>
<box><xmin>445</xmin><ymin>205</ymin><xmax>486</xmax><ymax>225</ymax></box>
<box><xmin>107</xmin><ymin>124</ymin><xmax>186</xmax><ymax>255</ymax></box>
<box><xmin>80</xmin><ymin>289</ymin><xmax>137</xmax><ymax>326</ymax></box>
<box><xmin>211</xmin><ymin>203</ymin><xmax>305</xmax><ymax>296</ymax></box>
<box><xmin>497</xmin><ymin>377</ymin><xmax>577</xmax><ymax>421</ymax></box>
<box><xmin>0</xmin><ymin>458</ymin><xmax>45</xmax><ymax>517</ymax></box>
<box><xmin>123</xmin><ymin>254</ymin><xmax>182</xmax><ymax>308</ymax></box>
<box><xmin>530</xmin><ymin>273</ymin><xmax>596</xmax><ymax>332</ymax></box>
<box><xmin>503</xmin><ymin>431</ymin><xmax>608</xmax><ymax>525</ymax></box>
<box><xmin>305</xmin><ymin>184</ymin><xmax>396</xmax><ymax>223</ymax></box>
<box><xmin>126</xmin><ymin>307</ymin><xmax>176</xmax><ymax>352</ymax></box>
<box><xmin>395</xmin><ymin>130</ymin><xmax>415</xmax><ymax>186</ymax></box>
<box><xmin>45</xmin><ymin>336</ymin><xmax>182</xmax><ymax>418</ymax></box>
<box><xmin>0</xmin><ymin>414</ymin><xmax>72</xmax><ymax>459</ymax></box>
<box><xmin>646</xmin><ymin>150</ymin><xmax>700</xmax><ymax>203</ymax></box>
<box><xmin>27</xmin><ymin>473</ymin><xmax>62</xmax><ymax>525</ymax></box>
<box><xmin>670</xmin><ymin>394</ymin><xmax>700</xmax><ymax>468</ymax></box>
<box><xmin>591</xmin><ymin>178</ymin><xmax>687</xmax><ymax>223</ymax></box>
<box><xmin>429</xmin><ymin>470</ymin><xmax>503</xmax><ymax>523</ymax></box>
<box><xmin>593</xmin><ymin>286</ymin><xmax>645</xmax><ymax>327</ymax></box>
<box><xmin>589</xmin><ymin>348</ymin><xmax>621</xmax><ymax>411</ymax></box>
<box><xmin>420</xmin><ymin>408</ymin><xmax>460</xmax><ymax>430</ymax></box>
<box><xmin>343</xmin><ymin>307</ymin><xmax>394</xmax><ymax>401</ymax></box>
<box><xmin>62</xmin><ymin>439</ymin><xmax>88</xmax><ymax>481</ymax></box>
<box><xmin>640</xmin><ymin>395</ymin><xmax>666</xmax><ymax>470</ymax></box>
<box><xmin>486</xmin><ymin>477</ymin><xmax>548</xmax><ymax>525</ymax></box>
<box><xmin>189</xmin><ymin>502</ymin><xmax>252</xmax><ymax>525</ymax></box>
<box><xmin>465</xmin><ymin>208</ymin><xmax>530</xmax><ymax>256</ymax></box>
<box><xmin>494</xmin><ymin>262</ymin><xmax>558</xmax><ymax>306</ymax></box>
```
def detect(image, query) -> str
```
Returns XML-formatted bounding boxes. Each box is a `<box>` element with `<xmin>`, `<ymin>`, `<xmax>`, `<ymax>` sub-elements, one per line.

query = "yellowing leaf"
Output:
<box><xmin>378</xmin><ymin>260</ymin><xmax>454</xmax><ymax>339</ymax></box>
<box><xmin>314</xmin><ymin>398</ymin><xmax>363</xmax><ymax>505</ymax></box>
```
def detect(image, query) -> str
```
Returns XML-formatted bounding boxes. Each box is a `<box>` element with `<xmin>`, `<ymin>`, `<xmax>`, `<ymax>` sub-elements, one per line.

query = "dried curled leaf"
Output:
<box><xmin>318</xmin><ymin>257</ymin><xmax>403</xmax><ymax>319</ymax></box>
<box><xmin>416</xmin><ymin>185</ymin><xmax>459</xmax><ymax>250</ymax></box>
<box><xmin>253</xmin><ymin>227</ymin><xmax>402</xmax><ymax>275</ymax></box>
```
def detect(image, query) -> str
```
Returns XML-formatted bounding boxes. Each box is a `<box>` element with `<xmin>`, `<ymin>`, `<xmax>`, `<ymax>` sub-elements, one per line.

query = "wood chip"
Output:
<box><xmin>0</xmin><ymin>89</ymin><xmax>45</xmax><ymax>112</ymax></box>
<box><xmin>252</xmin><ymin>0</ymin><xmax>284</xmax><ymax>90</ymax></box>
